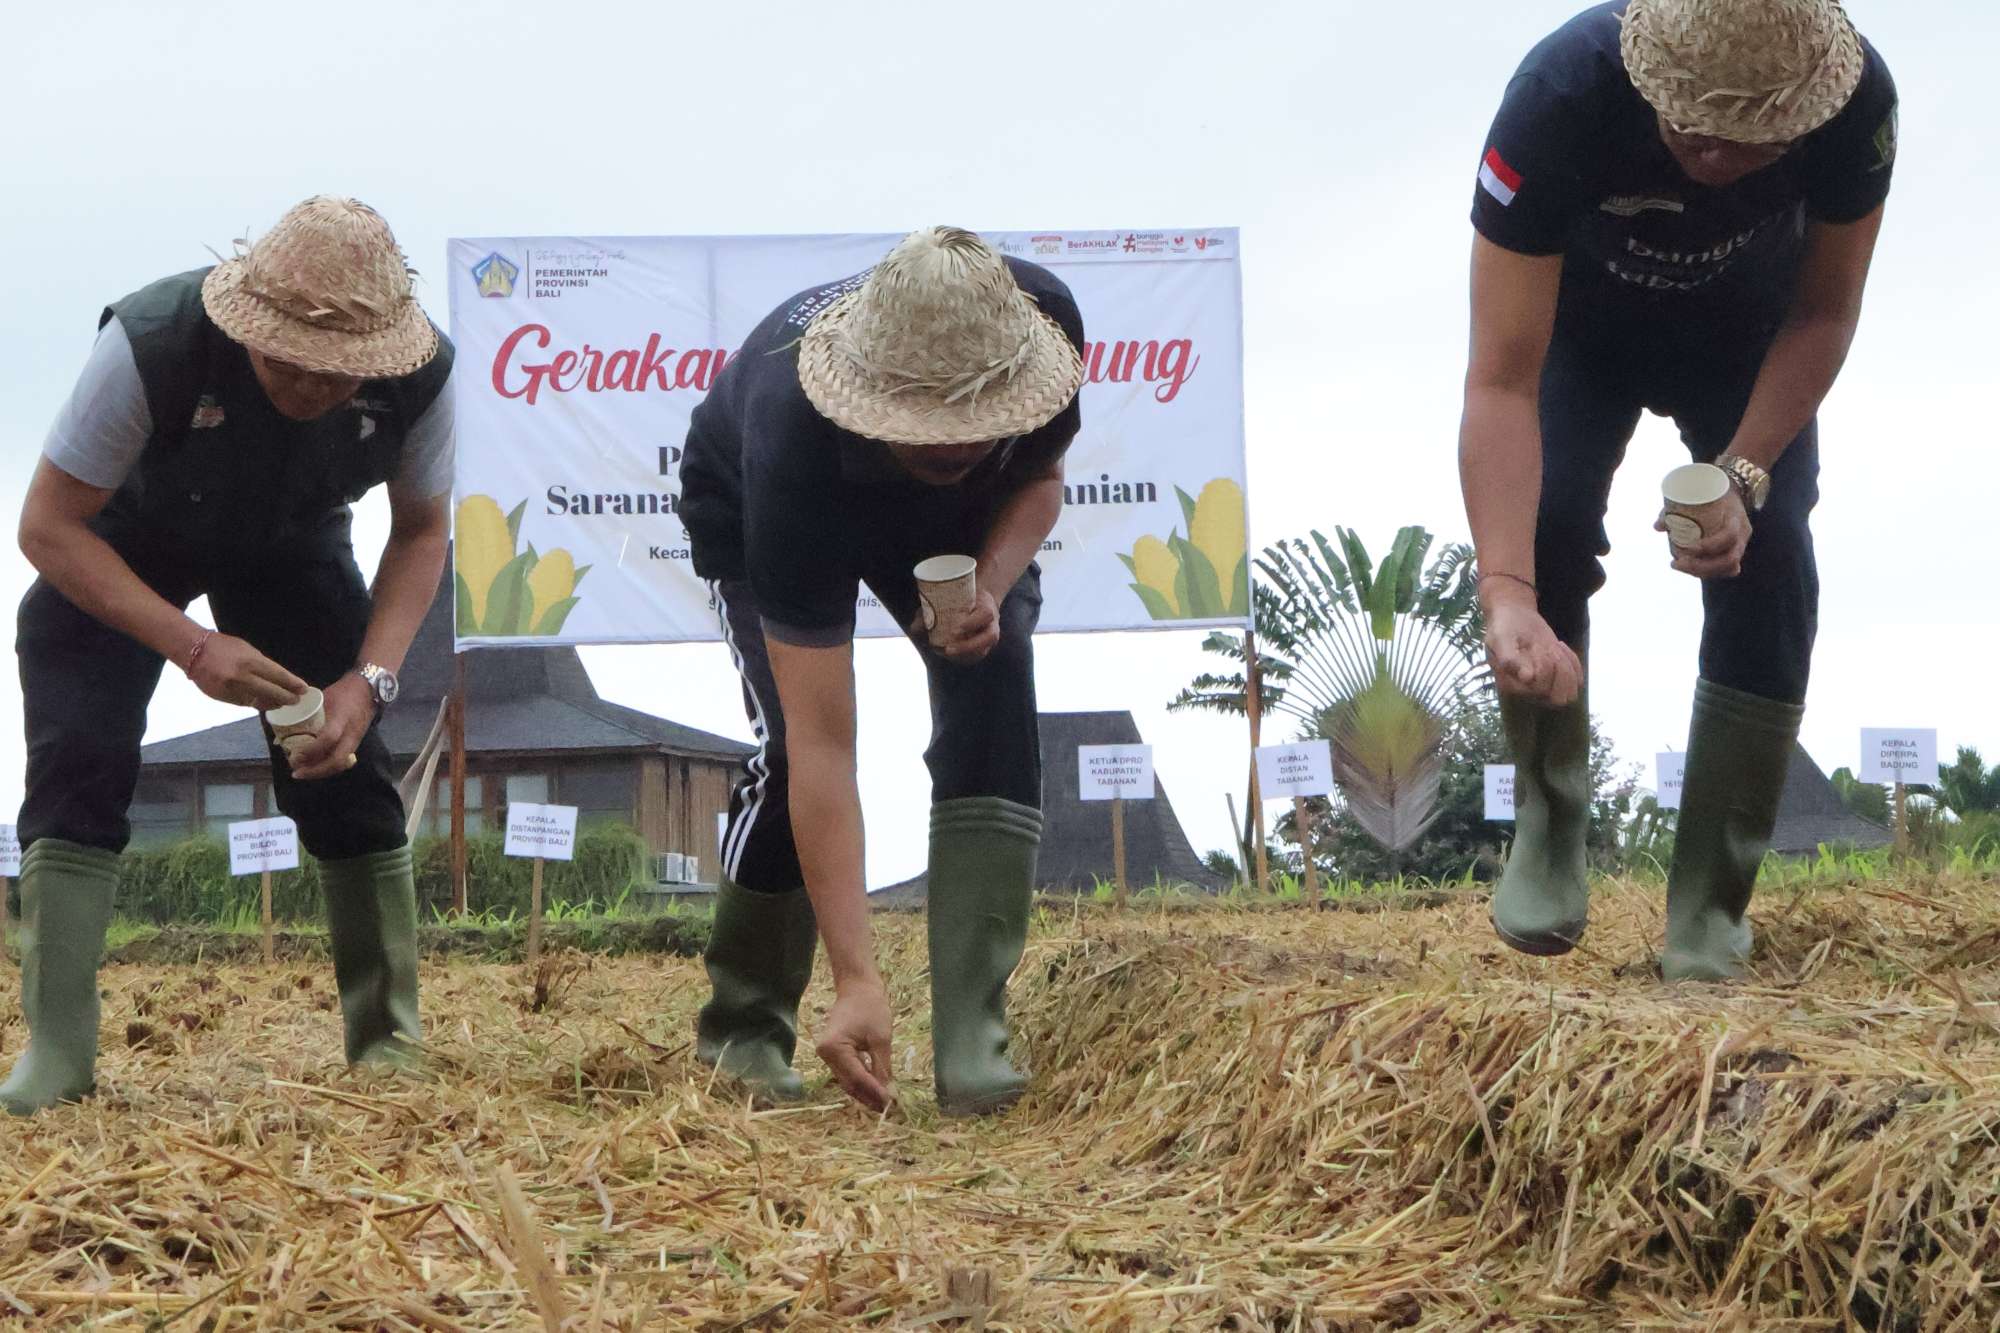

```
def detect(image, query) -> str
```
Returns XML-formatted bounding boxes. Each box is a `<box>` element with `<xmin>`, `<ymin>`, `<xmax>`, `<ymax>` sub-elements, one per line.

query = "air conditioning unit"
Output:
<box><xmin>655</xmin><ymin>852</ymin><xmax>685</xmax><ymax>884</ymax></box>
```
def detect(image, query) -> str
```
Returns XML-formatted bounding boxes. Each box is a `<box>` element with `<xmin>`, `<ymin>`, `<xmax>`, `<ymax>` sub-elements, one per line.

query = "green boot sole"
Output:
<box><xmin>0</xmin><ymin>839</ymin><xmax>119</xmax><ymax>1116</ymax></box>
<box><xmin>928</xmin><ymin>798</ymin><xmax>1040</xmax><ymax>1117</ymax></box>
<box><xmin>1661</xmin><ymin>679</ymin><xmax>1804</xmax><ymax>983</ymax></box>
<box><xmin>321</xmin><ymin>846</ymin><xmax>424</xmax><ymax>1067</ymax></box>
<box><xmin>1491</xmin><ymin>672</ymin><xmax>1593</xmax><ymax>957</ymax></box>
<box><xmin>695</xmin><ymin>878</ymin><xmax>817</xmax><ymax>1102</ymax></box>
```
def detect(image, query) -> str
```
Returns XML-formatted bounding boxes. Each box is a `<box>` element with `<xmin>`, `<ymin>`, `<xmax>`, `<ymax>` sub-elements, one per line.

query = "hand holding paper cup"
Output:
<box><xmin>265</xmin><ymin>686</ymin><xmax>326</xmax><ymax>762</ymax></box>
<box><xmin>914</xmin><ymin>554</ymin><xmax>978</xmax><ymax>649</ymax></box>
<box><xmin>1660</xmin><ymin>463</ymin><xmax>1735</xmax><ymax>553</ymax></box>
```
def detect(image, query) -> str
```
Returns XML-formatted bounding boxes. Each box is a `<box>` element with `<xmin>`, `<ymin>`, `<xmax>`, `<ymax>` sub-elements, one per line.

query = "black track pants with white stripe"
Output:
<box><xmin>708</xmin><ymin>568</ymin><xmax>1045</xmax><ymax>894</ymax></box>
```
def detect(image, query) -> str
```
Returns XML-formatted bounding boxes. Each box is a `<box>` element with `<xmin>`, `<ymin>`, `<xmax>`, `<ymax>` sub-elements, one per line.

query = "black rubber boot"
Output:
<box><xmin>694</xmin><ymin>878</ymin><xmax>818</xmax><ymax>1101</ymax></box>
<box><xmin>320</xmin><ymin>845</ymin><xmax>424</xmax><ymax>1066</ymax></box>
<box><xmin>1662</xmin><ymin>678</ymin><xmax>1804</xmax><ymax>982</ymax></box>
<box><xmin>927</xmin><ymin>797</ymin><xmax>1040</xmax><ymax>1117</ymax></box>
<box><xmin>0</xmin><ymin>839</ymin><xmax>119</xmax><ymax>1115</ymax></box>
<box><xmin>1491</xmin><ymin>672</ymin><xmax>1594</xmax><ymax>956</ymax></box>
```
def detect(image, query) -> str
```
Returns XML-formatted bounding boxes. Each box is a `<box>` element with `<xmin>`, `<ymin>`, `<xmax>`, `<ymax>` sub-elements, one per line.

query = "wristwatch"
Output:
<box><xmin>1715</xmin><ymin>454</ymin><xmax>1771</xmax><ymax>512</ymax></box>
<box><xmin>357</xmin><ymin>662</ymin><xmax>400</xmax><ymax>709</ymax></box>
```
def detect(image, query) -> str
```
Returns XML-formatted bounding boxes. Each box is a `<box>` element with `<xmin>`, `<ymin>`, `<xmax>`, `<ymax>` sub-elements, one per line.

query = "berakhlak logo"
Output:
<box><xmin>1479</xmin><ymin>147</ymin><xmax>1521</xmax><ymax>206</ymax></box>
<box><xmin>1122</xmin><ymin>234</ymin><xmax>1138</xmax><ymax>252</ymax></box>
<box><xmin>472</xmin><ymin>252</ymin><xmax>520</xmax><ymax>299</ymax></box>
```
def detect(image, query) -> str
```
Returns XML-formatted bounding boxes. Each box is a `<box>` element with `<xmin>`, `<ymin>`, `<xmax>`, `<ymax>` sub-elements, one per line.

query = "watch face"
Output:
<box><xmin>377</xmin><ymin>670</ymin><xmax>400</xmax><ymax>704</ymax></box>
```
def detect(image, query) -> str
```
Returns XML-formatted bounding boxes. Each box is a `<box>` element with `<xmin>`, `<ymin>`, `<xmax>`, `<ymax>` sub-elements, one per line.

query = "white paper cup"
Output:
<box><xmin>1661</xmin><ymin>463</ymin><xmax>1734</xmax><ymax>553</ymax></box>
<box><xmin>913</xmin><ymin>554</ymin><xmax>978</xmax><ymax>648</ymax></box>
<box><xmin>265</xmin><ymin>687</ymin><xmax>325</xmax><ymax>760</ymax></box>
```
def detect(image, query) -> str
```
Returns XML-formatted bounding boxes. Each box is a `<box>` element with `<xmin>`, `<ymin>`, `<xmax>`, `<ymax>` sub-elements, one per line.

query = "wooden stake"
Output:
<box><xmin>528</xmin><ymin>857</ymin><xmax>545</xmax><ymax>965</ymax></box>
<box><xmin>450</xmin><ymin>653</ymin><xmax>468</xmax><ymax>918</ymax></box>
<box><xmin>1</xmin><ymin>874</ymin><xmax>10</xmax><ymax>956</ymax></box>
<box><xmin>1244</xmin><ymin>630</ymin><xmax>1270</xmax><ymax>895</ymax></box>
<box><xmin>1893</xmin><ymin>781</ymin><xmax>1908</xmax><ymax>856</ymax></box>
<box><xmin>1293</xmin><ymin>795</ymin><xmax>1320</xmax><ymax>905</ymax></box>
<box><xmin>1112</xmin><ymin>796</ymin><xmax>1128</xmax><ymax>907</ymax></box>
<box><xmin>260</xmin><ymin>868</ymin><xmax>275</xmax><ymax>964</ymax></box>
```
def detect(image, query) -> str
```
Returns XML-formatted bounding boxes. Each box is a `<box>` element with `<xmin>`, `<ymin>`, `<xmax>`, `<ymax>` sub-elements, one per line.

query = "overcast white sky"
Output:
<box><xmin>4</xmin><ymin>2</ymin><xmax>1993</xmax><ymax>885</ymax></box>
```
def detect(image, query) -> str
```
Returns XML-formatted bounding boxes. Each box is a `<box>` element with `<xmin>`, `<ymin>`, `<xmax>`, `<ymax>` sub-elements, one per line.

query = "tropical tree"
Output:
<box><xmin>1829</xmin><ymin>767</ymin><xmax>1892</xmax><ymax>823</ymax></box>
<box><xmin>1935</xmin><ymin>746</ymin><xmax>2000</xmax><ymax>817</ymax></box>
<box><xmin>1170</xmin><ymin>526</ymin><xmax>1485</xmax><ymax>874</ymax></box>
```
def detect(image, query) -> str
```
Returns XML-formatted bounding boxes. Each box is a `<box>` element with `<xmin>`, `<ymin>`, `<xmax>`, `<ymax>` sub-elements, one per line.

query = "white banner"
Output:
<box><xmin>1860</xmin><ymin>728</ymin><xmax>1937</xmax><ymax>786</ymax></box>
<box><xmin>447</xmin><ymin>230</ymin><xmax>1247</xmax><ymax>647</ymax></box>
<box><xmin>1656</xmin><ymin>752</ymin><xmax>1687</xmax><ymax>811</ymax></box>
<box><xmin>1079</xmin><ymin>745</ymin><xmax>1155</xmax><ymax>802</ymax></box>
<box><xmin>0</xmin><ymin>825</ymin><xmax>20</xmax><ymax>878</ymax></box>
<box><xmin>228</xmin><ymin>818</ymin><xmax>299</xmax><ymax>876</ymax></box>
<box><xmin>1256</xmin><ymin>741</ymin><xmax>1334</xmax><ymax>800</ymax></box>
<box><xmin>1484</xmin><ymin>765</ymin><xmax>1516</xmax><ymax>822</ymax></box>
<box><xmin>505</xmin><ymin>802</ymin><xmax>579</xmax><ymax>861</ymax></box>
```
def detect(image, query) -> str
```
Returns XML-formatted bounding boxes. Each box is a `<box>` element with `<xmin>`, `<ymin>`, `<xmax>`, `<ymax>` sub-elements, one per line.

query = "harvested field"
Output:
<box><xmin>1</xmin><ymin>874</ymin><xmax>1997</xmax><ymax>1330</ymax></box>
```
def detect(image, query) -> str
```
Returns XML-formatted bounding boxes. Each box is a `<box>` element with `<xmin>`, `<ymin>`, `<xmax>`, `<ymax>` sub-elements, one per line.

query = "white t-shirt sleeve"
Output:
<box><xmin>43</xmin><ymin>319</ymin><xmax>153</xmax><ymax>491</ymax></box>
<box><xmin>391</xmin><ymin>366</ymin><xmax>456</xmax><ymax>500</ymax></box>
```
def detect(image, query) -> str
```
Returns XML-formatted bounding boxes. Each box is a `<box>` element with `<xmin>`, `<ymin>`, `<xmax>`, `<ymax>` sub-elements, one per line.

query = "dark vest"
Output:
<box><xmin>94</xmin><ymin>268</ymin><xmax>454</xmax><ymax>559</ymax></box>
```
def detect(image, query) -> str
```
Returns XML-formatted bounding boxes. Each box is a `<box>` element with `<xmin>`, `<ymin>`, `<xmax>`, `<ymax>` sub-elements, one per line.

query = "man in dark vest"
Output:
<box><xmin>679</xmin><ymin>227</ymin><xmax>1084</xmax><ymax>1114</ymax></box>
<box><xmin>1459</xmin><ymin>0</ymin><xmax>1895</xmax><ymax>979</ymax></box>
<box><xmin>2</xmin><ymin>197</ymin><xmax>454</xmax><ymax>1114</ymax></box>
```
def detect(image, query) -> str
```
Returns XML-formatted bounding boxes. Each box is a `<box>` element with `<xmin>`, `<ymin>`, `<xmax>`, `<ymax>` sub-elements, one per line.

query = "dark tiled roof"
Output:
<box><xmin>873</xmin><ymin>710</ymin><xmax>1222</xmax><ymax>904</ymax></box>
<box><xmin>140</xmin><ymin>548</ymin><xmax>752</xmax><ymax>767</ymax></box>
<box><xmin>1773</xmin><ymin>743</ymin><xmax>1892</xmax><ymax>854</ymax></box>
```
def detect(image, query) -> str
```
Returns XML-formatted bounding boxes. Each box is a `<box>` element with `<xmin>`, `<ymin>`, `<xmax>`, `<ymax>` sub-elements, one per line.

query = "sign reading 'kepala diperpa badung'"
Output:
<box><xmin>448</xmin><ymin>230</ymin><xmax>1247</xmax><ymax>648</ymax></box>
<box><xmin>1078</xmin><ymin>745</ymin><xmax>1155</xmax><ymax>802</ymax></box>
<box><xmin>1860</xmin><ymin>728</ymin><xmax>1937</xmax><ymax>785</ymax></box>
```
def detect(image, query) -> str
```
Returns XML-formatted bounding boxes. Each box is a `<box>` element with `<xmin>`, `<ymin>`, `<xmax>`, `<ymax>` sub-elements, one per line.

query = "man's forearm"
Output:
<box><xmin>786</xmin><ymin>741</ymin><xmax>878</xmax><ymax>987</ymax></box>
<box><xmin>977</xmin><ymin>475</ymin><xmax>1063</xmax><ymax>594</ymax></box>
<box><xmin>1722</xmin><ymin>312</ymin><xmax>1862</xmax><ymax>470</ymax></box>
<box><xmin>22</xmin><ymin>518</ymin><xmax>203</xmax><ymax>665</ymax></box>
<box><xmin>1459</xmin><ymin>384</ymin><xmax>1544</xmax><ymax>588</ymax></box>
<box><xmin>357</xmin><ymin>519</ymin><xmax>447</xmax><ymax>673</ymax></box>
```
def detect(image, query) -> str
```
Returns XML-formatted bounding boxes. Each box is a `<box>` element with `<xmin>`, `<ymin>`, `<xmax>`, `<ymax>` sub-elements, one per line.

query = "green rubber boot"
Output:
<box><xmin>1</xmin><ymin>839</ymin><xmax>119</xmax><ymax>1115</ymax></box>
<box><xmin>1662</xmin><ymin>679</ymin><xmax>1804</xmax><ymax>982</ymax></box>
<box><xmin>694</xmin><ymin>878</ymin><xmax>818</xmax><ymax>1101</ymax></box>
<box><xmin>320</xmin><ymin>846</ymin><xmax>423</xmax><ymax>1067</ymax></box>
<box><xmin>1491</xmin><ymin>670</ymin><xmax>1594</xmax><ymax>956</ymax></box>
<box><xmin>927</xmin><ymin>797</ymin><xmax>1041</xmax><ymax>1117</ymax></box>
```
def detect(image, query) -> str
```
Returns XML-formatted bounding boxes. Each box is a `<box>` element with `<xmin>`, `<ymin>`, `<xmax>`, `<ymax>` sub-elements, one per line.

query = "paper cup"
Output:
<box><xmin>265</xmin><ymin>687</ymin><xmax>325</xmax><ymax>760</ymax></box>
<box><xmin>913</xmin><ymin>554</ymin><xmax>978</xmax><ymax>648</ymax></box>
<box><xmin>1661</xmin><ymin>463</ymin><xmax>1734</xmax><ymax>552</ymax></box>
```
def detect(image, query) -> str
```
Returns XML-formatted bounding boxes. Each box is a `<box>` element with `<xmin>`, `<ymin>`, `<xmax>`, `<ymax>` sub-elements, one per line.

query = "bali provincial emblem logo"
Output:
<box><xmin>472</xmin><ymin>252</ymin><xmax>520</xmax><ymax>299</ymax></box>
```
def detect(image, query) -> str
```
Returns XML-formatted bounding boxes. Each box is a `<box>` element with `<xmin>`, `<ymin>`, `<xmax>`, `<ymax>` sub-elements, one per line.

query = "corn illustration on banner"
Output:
<box><xmin>447</xmin><ymin>230</ymin><xmax>1247</xmax><ymax>647</ymax></box>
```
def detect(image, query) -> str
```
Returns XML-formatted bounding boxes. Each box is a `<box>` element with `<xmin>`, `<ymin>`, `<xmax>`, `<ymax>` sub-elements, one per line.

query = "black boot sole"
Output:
<box><xmin>1491</xmin><ymin>915</ymin><xmax>1586</xmax><ymax>957</ymax></box>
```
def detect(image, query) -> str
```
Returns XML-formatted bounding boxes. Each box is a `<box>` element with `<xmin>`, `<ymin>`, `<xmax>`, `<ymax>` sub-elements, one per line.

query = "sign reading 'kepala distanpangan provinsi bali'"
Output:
<box><xmin>1078</xmin><ymin>745</ymin><xmax>1155</xmax><ymax>802</ymax></box>
<box><xmin>1860</xmin><ymin>728</ymin><xmax>1938</xmax><ymax>785</ymax></box>
<box><xmin>1255</xmin><ymin>742</ymin><xmax>1334</xmax><ymax>800</ymax></box>
<box><xmin>505</xmin><ymin>803</ymin><xmax>578</xmax><ymax>862</ymax></box>
<box><xmin>447</xmin><ymin>231</ymin><xmax>1247</xmax><ymax>648</ymax></box>
<box><xmin>229</xmin><ymin>818</ymin><xmax>299</xmax><ymax>877</ymax></box>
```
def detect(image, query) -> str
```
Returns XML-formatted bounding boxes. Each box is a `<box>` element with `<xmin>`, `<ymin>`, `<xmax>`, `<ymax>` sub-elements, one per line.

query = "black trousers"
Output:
<box><xmin>16</xmin><ymin>534</ymin><xmax>406</xmax><ymax>860</ymax></box>
<box><xmin>712</xmin><ymin>566</ymin><xmax>1044</xmax><ymax>894</ymax></box>
<box><xmin>1534</xmin><ymin>321</ymin><xmax>1820</xmax><ymax>705</ymax></box>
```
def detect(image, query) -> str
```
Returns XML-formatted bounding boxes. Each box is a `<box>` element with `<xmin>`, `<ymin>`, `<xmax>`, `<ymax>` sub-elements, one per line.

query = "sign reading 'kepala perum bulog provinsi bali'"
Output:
<box><xmin>447</xmin><ymin>231</ymin><xmax>1248</xmax><ymax>648</ymax></box>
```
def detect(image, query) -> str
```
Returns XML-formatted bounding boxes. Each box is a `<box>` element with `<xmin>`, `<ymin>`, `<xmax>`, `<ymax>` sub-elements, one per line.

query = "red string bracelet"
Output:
<box><xmin>183</xmin><ymin>629</ymin><xmax>215</xmax><ymax>678</ymax></box>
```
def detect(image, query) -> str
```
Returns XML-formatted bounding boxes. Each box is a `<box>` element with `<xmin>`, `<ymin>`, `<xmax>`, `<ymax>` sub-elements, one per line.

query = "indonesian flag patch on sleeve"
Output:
<box><xmin>1478</xmin><ymin>147</ymin><xmax>1522</xmax><ymax>206</ymax></box>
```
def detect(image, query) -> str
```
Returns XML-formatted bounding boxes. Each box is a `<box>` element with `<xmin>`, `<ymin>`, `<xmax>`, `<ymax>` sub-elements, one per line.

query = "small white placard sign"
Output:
<box><xmin>1255</xmin><ymin>741</ymin><xmax>1334</xmax><ymax>799</ymax></box>
<box><xmin>0</xmin><ymin>825</ymin><xmax>20</xmax><ymax>878</ymax></box>
<box><xmin>1078</xmin><ymin>745</ymin><xmax>1155</xmax><ymax>801</ymax></box>
<box><xmin>505</xmin><ymin>802</ymin><xmax>579</xmax><ymax>861</ymax></box>
<box><xmin>228</xmin><ymin>817</ymin><xmax>299</xmax><ymax>876</ymax></box>
<box><xmin>1656</xmin><ymin>752</ymin><xmax>1687</xmax><ymax>811</ymax></box>
<box><xmin>1484</xmin><ymin>765</ymin><xmax>1516</xmax><ymax>822</ymax></box>
<box><xmin>1860</xmin><ymin>728</ymin><xmax>1937</xmax><ymax>786</ymax></box>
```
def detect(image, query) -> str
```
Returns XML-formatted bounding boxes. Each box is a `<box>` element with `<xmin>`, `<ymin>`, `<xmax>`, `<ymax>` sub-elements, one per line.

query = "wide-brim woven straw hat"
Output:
<box><xmin>1621</xmin><ymin>0</ymin><xmax>1863</xmax><ymax>144</ymax></box>
<box><xmin>798</xmin><ymin>227</ymin><xmax>1084</xmax><ymax>446</ymax></box>
<box><xmin>201</xmin><ymin>196</ymin><xmax>438</xmax><ymax>379</ymax></box>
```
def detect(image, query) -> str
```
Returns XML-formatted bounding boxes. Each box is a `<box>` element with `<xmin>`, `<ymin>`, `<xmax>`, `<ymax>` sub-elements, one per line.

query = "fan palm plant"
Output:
<box><xmin>1171</xmin><ymin>527</ymin><xmax>1487</xmax><ymax>872</ymax></box>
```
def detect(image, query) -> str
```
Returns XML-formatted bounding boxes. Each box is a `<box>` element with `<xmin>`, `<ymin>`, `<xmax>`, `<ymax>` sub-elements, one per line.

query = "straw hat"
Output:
<box><xmin>797</xmin><ymin>227</ymin><xmax>1085</xmax><ymax>446</ymax></box>
<box><xmin>1621</xmin><ymin>0</ymin><xmax>1863</xmax><ymax>144</ymax></box>
<box><xmin>200</xmin><ymin>196</ymin><xmax>438</xmax><ymax>378</ymax></box>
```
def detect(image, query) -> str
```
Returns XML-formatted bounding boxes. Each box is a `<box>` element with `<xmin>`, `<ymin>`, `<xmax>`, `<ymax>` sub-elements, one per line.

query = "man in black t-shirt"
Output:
<box><xmin>1458</xmin><ymin>0</ymin><xmax>1895</xmax><ymax>980</ymax></box>
<box><xmin>679</xmin><ymin>228</ymin><xmax>1085</xmax><ymax>1114</ymax></box>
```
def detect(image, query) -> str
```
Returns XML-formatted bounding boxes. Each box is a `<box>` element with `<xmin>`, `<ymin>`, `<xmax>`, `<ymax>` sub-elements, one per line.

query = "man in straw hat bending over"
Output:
<box><xmin>1460</xmin><ymin>0</ymin><xmax>1895</xmax><ymax>980</ymax></box>
<box><xmin>679</xmin><ymin>227</ymin><xmax>1084</xmax><ymax>1114</ymax></box>
<box><xmin>2</xmin><ymin>198</ymin><xmax>453</xmax><ymax>1114</ymax></box>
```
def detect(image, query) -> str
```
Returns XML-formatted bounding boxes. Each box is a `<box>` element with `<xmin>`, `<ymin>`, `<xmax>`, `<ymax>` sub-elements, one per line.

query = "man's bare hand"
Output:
<box><xmin>1657</xmin><ymin>492</ymin><xmax>1751</xmax><ymax>580</ymax></box>
<box><xmin>815</xmin><ymin>977</ymin><xmax>895</xmax><ymax>1112</ymax></box>
<box><xmin>913</xmin><ymin>589</ymin><xmax>1001</xmax><ymax>666</ymax></box>
<box><xmin>285</xmin><ymin>674</ymin><xmax>373</xmax><ymax>781</ymax></box>
<box><xmin>1483</xmin><ymin>592</ymin><xmax>1583</xmax><ymax>707</ymax></box>
<box><xmin>190</xmin><ymin>635</ymin><xmax>307</xmax><ymax>711</ymax></box>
